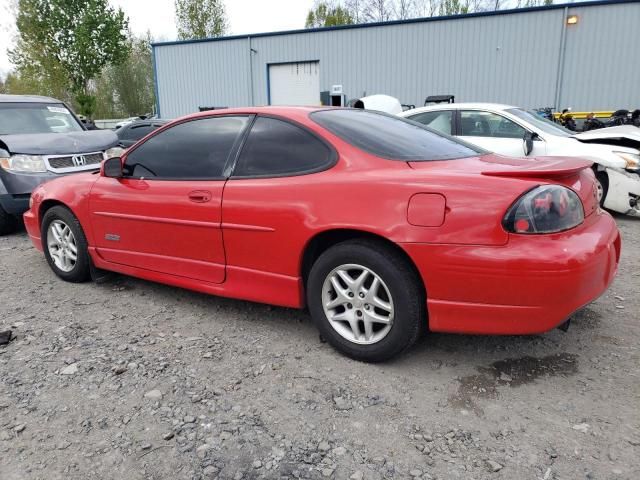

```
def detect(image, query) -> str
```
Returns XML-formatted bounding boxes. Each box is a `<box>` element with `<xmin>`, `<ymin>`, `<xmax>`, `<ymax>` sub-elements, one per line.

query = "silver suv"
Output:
<box><xmin>0</xmin><ymin>94</ymin><xmax>119</xmax><ymax>234</ymax></box>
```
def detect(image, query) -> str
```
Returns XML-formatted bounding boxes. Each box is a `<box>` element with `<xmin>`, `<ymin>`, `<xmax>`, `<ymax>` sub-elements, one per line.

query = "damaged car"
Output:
<box><xmin>0</xmin><ymin>94</ymin><xmax>121</xmax><ymax>234</ymax></box>
<box><xmin>401</xmin><ymin>103</ymin><xmax>640</xmax><ymax>216</ymax></box>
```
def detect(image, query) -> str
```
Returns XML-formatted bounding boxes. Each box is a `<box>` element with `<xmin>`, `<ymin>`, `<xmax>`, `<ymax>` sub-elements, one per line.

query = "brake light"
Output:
<box><xmin>503</xmin><ymin>185</ymin><xmax>584</xmax><ymax>234</ymax></box>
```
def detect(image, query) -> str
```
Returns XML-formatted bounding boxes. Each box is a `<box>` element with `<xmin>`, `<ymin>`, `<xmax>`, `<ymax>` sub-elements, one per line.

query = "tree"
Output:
<box><xmin>438</xmin><ymin>0</ymin><xmax>470</xmax><ymax>15</ymax></box>
<box><xmin>344</xmin><ymin>0</ymin><xmax>365</xmax><ymax>22</ymax></box>
<box><xmin>363</xmin><ymin>0</ymin><xmax>394</xmax><ymax>22</ymax></box>
<box><xmin>413</xmin><ymin>0</ymin><xmax>439</xmax><ymax>17</ymax></box>
<box><xmin>306</xmin><ymin>1</ymin><xmax>355</xmax><ymax>28</ymax></box>
<box><xmin>94</xmin><ymin>33</ymin><xmax>156</xmax><ymax>118</ymax></box>
<box><xmin>516</xmin><ymin>0</ymin><xmax>553</xmax><ymax>6</ymax></box>
<box><xmin>175</xmin><ymin>0</ymin><xmax>228</xmax><ymax>40</ymax></box>
<box><xmin>393</xmin><ymin>0</ymin><xmax>416</xmax><ymax>19</ymax></box>
<box><xmin>9</xmin><ymin>0</ymin><xmax>129</xmax><ymax>115</ymax></box>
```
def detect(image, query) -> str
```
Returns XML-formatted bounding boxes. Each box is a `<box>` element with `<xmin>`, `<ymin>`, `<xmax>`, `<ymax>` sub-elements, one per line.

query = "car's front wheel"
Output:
<box><xmin>307</xmin><ymin>239</ymin><xmax>425</xmax><ymax>362</ymax></box>
<box><xmin>41</xmin><ymin>206</ymin><xmax>90</xmax><ymax>282</ymax></box>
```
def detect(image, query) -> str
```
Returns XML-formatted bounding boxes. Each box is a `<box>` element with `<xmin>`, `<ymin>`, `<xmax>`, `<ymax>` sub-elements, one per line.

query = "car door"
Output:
<box><xmin>220</xmin><ymin>115</ymin><xmax>337</xmax><ymax>295</ymax></box>
<box><xmin>457</xmin><ymin>110</ymin><xmax>545</xmax><ymax>157</ymax></box>
<box><xmin>405</xmin><ymin>110</ymin><xmax>454</xmax><ymax>136</ymax></box>
<box><xmin>89</xmin><ymin>115</ymin><xmax>252</xmax><ymax>283</ymax></box>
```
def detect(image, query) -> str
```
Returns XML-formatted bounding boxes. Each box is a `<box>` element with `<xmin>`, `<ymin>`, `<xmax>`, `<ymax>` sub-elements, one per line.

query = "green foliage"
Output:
<box><xmin>76</xmin><ymin>92</ymin><xmax>97</xmax><ymax>117</ymax></box>
<box><xmin>9</xmin><ymin>0</ymin><xmax>129</xmax><ymax>108</ymax></box>
<box><xmin>438</xmin><ymin>0</ymin><xmax>469</xmax><ymax>15</ymax></box>
<box><xmin>175</xmin><ymin>0</ymin><xmax>228</xmax><ymax>40</ymax></box>
<box><xmin>306</xmin><ymin>2</ymin><xmax>355</xmax><ymax>28</ymax></box>
<box><xmin>93</xmin><ymin>34</ymin><xmax>156</xmax><ymax>118</ymax></box>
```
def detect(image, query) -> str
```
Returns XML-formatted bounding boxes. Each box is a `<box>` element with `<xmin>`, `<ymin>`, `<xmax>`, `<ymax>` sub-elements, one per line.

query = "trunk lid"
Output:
<box><xmin>408</xmin><ymin>154</ymin><xmax>599</xmax><ymax>217</ymax></box>
<box><xmin>407</xmin><ymin>154</ymin><xmax>592</xmax><ymax>178</ymax></box>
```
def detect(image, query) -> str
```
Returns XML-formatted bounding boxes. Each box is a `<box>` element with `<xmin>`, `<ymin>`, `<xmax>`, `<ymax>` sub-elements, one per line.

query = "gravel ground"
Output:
<box><xmin>0</xmin><ymin>214</ymin><xmax>638</xmax><ymax>480</ymax></box>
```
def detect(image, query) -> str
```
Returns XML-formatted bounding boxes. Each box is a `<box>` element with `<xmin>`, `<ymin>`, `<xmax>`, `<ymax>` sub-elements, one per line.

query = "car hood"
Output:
<box><xmin>0</xmin><ymin>130</ymin><xmax>118</xmax><ymax>155</ymax></box>
<box><xmin>408</xmin><ymin>153</ymin><xmax>593</xmax><ymax>179</ymax></box>
<box><xmin>573</xmin><ymin>125</ymin><xmax>640</xmax><ymax>150</ymax></box>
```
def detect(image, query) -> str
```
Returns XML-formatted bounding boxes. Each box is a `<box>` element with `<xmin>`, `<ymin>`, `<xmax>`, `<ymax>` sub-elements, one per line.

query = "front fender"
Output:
<box><xmin>602</xmin><ymin>167</ymin><xmax>640</xmax><ymax>216</ymax></box>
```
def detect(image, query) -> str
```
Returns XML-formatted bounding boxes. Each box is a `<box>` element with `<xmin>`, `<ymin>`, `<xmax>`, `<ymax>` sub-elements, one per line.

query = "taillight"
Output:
<box><xmin>503</xmin><ymin>185</ymin><xmax>584</xmax><ymax>234</ymax></box>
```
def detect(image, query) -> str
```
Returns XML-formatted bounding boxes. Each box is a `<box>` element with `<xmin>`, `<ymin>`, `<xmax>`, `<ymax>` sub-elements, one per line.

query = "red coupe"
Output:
<box><xmin>24</xmin><ymin>107</ymin><xmax>620</xmax><ymax>361</ymax></box>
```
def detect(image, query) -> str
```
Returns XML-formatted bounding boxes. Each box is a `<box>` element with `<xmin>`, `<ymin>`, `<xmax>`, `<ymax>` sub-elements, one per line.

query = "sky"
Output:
<box><xmin>0</xmin><ymin>0</ymin><xmax>314</xmax><ymax>78</ymax></box>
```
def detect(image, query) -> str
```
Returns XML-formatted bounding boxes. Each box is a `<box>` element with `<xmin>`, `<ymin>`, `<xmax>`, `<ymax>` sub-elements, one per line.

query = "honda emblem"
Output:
<box><xmin>72</xmin><ymin>155</ymin><xmax>87</xmax><ymax>166</ymax></box>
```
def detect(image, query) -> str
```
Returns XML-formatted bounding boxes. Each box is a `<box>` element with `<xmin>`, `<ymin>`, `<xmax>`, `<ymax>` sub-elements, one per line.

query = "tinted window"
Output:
<box><xmin>0</xmin><ymin>102</ymin><xmax>83</xmax><ymax>134</ymax></box>
<box><xmin>408</xmin><ymin>110</ymin><xmax>453</xmax><ymax>135</ymax></box>
<box><xmin>311</xmin><ymin>109</ymin><xmax>482</xmax><ymax>161</ymax></box>
<box><xmin>121</xmin><ymin>124</ymin><xmax>154</xmax><ymax>141</ymax></box>
<box><xmin>460</xmin><ymin>110</ymin><xmax>526</xmax><ymax>139</ymax></box>
<box><xmin>124</xmin><ymin>116</ymin><xmax>249</xmax><ymax>179</ymax></box>
<box><xmin>233</xmin><ymin>116</ymin><xmax>334</xmax><ymax>177</ymax></box>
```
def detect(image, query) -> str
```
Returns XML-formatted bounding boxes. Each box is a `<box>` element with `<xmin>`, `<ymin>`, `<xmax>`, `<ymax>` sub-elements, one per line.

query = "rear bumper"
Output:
<box><xmin>23</xmin><ymin>208</ymin><xmax>42</xmax><ymax>251</ymax></box>
<box><xmin>402</xmin><ymin>210</ymin><xmax>620</xmax><ymax>335</ymax></box>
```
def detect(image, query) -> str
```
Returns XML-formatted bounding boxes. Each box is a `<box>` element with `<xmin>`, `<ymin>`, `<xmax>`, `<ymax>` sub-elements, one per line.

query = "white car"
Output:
<box><xmin>399</xmin><ymin>103</ymin><xmax>640</xmax><ymax>216</ymax></box>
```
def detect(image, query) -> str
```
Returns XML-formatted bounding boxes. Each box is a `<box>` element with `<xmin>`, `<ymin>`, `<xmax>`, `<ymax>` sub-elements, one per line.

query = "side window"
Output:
<box><xmin>124</xmin><ymin>124</ymin><xmax>154</xmax><ymax>141</ymax></box>
<box><xmin>460</xmin><ymin>111</ymin><xmax>525</xmax><ymax>139</ymax></box>
<box><xmin>408</xmin><ymin>111</ymin><xmax>453</xmax><ymax>135</ymax></box>
<box><xmin>233</xmin><ymin>116</ymin><xmax>334</xmax><ymax>177</ymax></box>
<box><xmin>124</xmin><ymin>116</ymin><xmax>250</xmax><ymax>179</ymax></box>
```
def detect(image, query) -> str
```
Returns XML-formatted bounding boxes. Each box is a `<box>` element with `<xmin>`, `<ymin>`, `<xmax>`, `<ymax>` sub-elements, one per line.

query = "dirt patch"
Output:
<box><xmin>450</xmin><ymin>353</ymin><xmax>578</xmax><ymax>414</ymax></box>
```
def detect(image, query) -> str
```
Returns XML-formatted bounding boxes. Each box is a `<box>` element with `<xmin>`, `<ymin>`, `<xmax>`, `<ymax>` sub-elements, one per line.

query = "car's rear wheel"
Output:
<box><xmin>307</xmin><ymin>239</ymin><xmax>425</xmax><ymax>362</ymax></box>
<box><xmin>0</xmin><ymin>205</ymin><xmax>18</xmax><ymax>235</ymax></box>
<box><xmin>41</xmin><ymin>206</ymin><xmax>90</xmax><ymax>282</ymax></box>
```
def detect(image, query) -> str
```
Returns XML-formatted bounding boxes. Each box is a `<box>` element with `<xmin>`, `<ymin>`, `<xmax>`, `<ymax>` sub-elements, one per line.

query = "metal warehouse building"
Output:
<box><xmin>152</xmin><ymin>0</ymin><xmax>640</xmax><ymax>119</ymax></box>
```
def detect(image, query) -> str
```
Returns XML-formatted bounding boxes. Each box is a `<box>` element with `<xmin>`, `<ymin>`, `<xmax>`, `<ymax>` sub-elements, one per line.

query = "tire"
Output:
<box><xmin>41</xmin><ymin>206</ymin><xmax>90</xmax><ymax>282</ymax></box>
<box><xmin>0</xmin><ymin>205</ymin><xmax>18</xmax><ymax>236</ymax></box>
<box><xmin>307</xmin><ymin>239</ymin><xmax>425</xmax><ymax>362</ymax></box>
<box><xmin>595</xmin><ymin>170</ymin><xmax>609</xmax><ymax>208</ymax></box>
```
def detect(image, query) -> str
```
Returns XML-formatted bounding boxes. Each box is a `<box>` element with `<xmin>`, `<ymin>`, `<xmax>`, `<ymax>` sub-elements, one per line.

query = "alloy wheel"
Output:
<box><xmin>47</xmin><ymin>219</ymin><xmax>78</xmax><ymax>273</ymax></box>
<box><xmin>321</xmin><ymin>263</ymin><xmax>394</xmax><ymax>345</ymax></box>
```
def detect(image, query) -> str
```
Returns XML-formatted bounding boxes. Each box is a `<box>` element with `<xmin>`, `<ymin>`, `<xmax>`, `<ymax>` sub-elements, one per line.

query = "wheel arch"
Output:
<box><xmin>300</xmin><ymin>228</ymin><xmax>427</xmax><ymax>298</ymax></box>
<box><xmin>39</xmin><ymin>199</ymin><xmax>73</xmax><ymax>227</ymax></box>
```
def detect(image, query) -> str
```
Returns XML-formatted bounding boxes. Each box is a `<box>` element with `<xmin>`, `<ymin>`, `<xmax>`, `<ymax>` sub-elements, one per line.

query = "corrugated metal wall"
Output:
<box><xmin>154</xmin><ymin>1</ymin><xmax>640</xmax><ymax>119</ymax></box>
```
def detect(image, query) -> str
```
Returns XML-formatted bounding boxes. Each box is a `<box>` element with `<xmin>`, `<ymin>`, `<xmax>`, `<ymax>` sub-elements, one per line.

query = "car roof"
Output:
<box><xmin>181</xmin><ymin>105</ymin><xmax>331</xmax><ymax>121</ymax></box>
<box><xmin>0</xmin><ymin>93</ymin><xmax>64</xmax><ymax>104</ymax></box>
<box><xmin>126</xmin><ymin>119</ymin><xmax>169</xmax><ymax>126</ymax></box>
<box><xmin>401</xmin><ymin>103</ymin><xmax>517</xmax><ymax>116</ymax></box>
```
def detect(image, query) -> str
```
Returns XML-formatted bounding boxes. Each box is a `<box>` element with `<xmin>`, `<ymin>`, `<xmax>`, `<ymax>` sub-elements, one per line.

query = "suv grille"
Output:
<box><xmin>46</xmin><ymin>152</ymin><xmax>103</xmax><ymax>172</ymax></box>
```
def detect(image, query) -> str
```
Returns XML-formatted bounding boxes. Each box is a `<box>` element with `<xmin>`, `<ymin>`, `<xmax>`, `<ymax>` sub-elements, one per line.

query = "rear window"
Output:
<box><xmin>311</xmin><ymin>109</ymin><xmax>483</xmax><ymax>161</ymax></box>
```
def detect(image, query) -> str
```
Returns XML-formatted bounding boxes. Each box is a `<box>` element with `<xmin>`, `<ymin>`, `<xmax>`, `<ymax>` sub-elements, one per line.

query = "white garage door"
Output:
<box><xmin>269</xmin><ymin>61</ymin><xmax>320</xmax><ymax>106</ymax></box>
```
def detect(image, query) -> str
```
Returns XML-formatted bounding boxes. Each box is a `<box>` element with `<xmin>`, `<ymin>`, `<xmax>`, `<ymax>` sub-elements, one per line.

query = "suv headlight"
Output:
<box><xmin>614</xmin><ymin>151</ymin><xmax>640</xmax><ymax>171</ymax></box>
<box><xmin>0</xmin><ymin>155</ymin><xmax>47</xmax><ymax>173</ymax></box>
<box><xmin>503</xmin><ymin>185</ymin><xmax>584</xmax><ymax>234</ymax></box>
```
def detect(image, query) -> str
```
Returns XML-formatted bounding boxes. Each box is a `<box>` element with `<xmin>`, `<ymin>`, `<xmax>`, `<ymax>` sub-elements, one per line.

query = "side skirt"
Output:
<box><xmin>89</xmin><ymin>247</ymin><xmax>305</xmax><ymax>308</ymax></box>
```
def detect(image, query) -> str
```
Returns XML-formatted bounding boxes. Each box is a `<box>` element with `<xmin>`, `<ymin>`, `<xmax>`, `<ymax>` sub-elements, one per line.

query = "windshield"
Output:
<box><xmin>0</xmin><ymin>102</ymin><xmax>84</xmax><ymax>135</ymax></box>
<box><xmin>506</xmin><ymin>108</ymin><xmax>574</xmax><ymax>137</ymax></box>
<box><xmin>311</xmin><ymin>109</ymin><xmax>484</xmax><ymax>161</ymax></box>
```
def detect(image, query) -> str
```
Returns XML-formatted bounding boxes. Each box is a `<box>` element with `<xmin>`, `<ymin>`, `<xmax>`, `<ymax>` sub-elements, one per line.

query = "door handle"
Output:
<box><xmin>188</xmin><ymin>190</ymin><xmax>212</xmax><ymax>203</ymax></box>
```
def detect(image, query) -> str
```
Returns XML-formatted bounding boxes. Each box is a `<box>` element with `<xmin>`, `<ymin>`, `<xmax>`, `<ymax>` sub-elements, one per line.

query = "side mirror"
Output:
<box><xmin>103</xmin><ymin>157</ymin><xmax>123</xmax><ymax>178</ymax></box>
<box><xmin>523</xmin><ymin>131</ymin><xmax>537</xmax><ymax>156</ymax></box>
